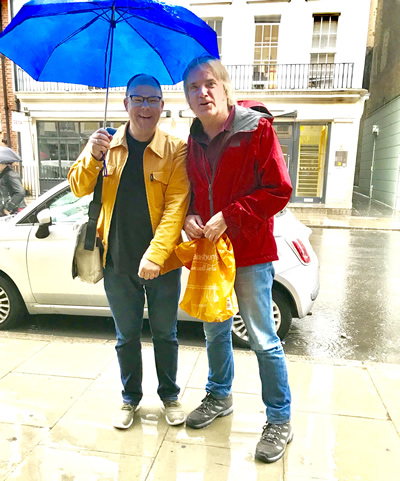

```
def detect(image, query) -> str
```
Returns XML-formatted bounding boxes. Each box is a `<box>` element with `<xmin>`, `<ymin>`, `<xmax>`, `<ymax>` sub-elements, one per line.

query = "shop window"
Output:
<box><xmin>37</xmin><ymin>121</ymin><xmax>124</xmax><ymax>183</ymax></box>
<box><xmin>274</xmin><ymin>123</ymin><xmax>293</xmax><ymax>139</ymax></box>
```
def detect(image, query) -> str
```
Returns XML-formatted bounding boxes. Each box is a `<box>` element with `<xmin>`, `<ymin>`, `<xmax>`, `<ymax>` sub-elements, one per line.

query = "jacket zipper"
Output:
<box><xmin>201</xmin><ymin>154</ymin><xmax>214</xmax><ymax>216</ymax></box>
<box><xmin>208</xmin><ymin>184</ymin><xmax>213</xmax><ymax>217</ymax></box>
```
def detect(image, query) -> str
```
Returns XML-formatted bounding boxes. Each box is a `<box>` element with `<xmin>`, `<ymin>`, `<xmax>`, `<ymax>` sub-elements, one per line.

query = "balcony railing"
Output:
<box><xmin>15</xmin><ymin>63</ymin><xmax>354</xmax><ymax>92</ymax></box>
<box><xmin>229</xmin><ymin>63</ymin><xmax>354</xmax><ymax>90</ymax></box>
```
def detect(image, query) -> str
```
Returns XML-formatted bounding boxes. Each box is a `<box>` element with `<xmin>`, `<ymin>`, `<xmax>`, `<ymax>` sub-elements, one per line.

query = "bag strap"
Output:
<box><xmin>83</xmin><ymin>127</ymin><xmax>116</xmax><ymax>251</ymax></box>
<box><xmin>84</xmin><ymin>170</ymin><xmax>103</xmax><ymax>251</ymax></box>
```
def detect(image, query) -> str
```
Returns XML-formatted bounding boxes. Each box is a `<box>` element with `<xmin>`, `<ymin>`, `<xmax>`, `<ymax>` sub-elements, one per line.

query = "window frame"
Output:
<box><xmin>310</xmin><ymin>14</ymin><xmax>339</xmax><ymax>64</ymax></box>
<box><xmin>203</xmin><ymin>18</ymin><xmax>223</xmax><ymax>58</ymax></box>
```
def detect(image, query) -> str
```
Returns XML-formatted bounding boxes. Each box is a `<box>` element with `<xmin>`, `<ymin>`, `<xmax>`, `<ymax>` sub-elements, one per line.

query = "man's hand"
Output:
<box><xmin>203</xmin><ymin>212</ymin><xmax>227</xmax><ymax>244</ymax></box>
<box><xmin>138</xmin><ymin>257</ymin><xmax>161</xmax><ymax>280</ymax></box>
<box><xmin>184</xmin><ymin>214</ymin><xmax>204</xmax><ymax>241</ymax></box>
<box><xmin>89</xmin><ymin>128</ymin><xmax>113</xmax><ymax>161</ymax></box>
<box><xmin>3</xmin><ymin>208</ymin><xmax>10</xmax><ymax>216</ymax></box>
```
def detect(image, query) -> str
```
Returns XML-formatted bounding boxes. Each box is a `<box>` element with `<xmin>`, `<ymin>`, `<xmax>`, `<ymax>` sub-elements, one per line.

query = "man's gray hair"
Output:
<box><xmin>183</xmin><ymin>56</ymin><xmax>236</xmax><ymax>108</ymax></box>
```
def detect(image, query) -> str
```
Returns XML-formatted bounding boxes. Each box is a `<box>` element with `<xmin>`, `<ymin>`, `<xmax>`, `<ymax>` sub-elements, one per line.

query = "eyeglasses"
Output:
<box><xmin>126</xmin><ymin>95</ymin><xmax>162</xmax><ymax>106</ymax></box>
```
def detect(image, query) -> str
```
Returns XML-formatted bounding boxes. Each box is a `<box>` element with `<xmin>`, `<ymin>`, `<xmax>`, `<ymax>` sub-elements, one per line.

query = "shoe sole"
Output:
<box><xmin>186</xmin><ymin>405</ymin><xmax>234</xmax><ymax>429</ymax></box>
<box><xmin>113</xmin><ymin>405</ymin><xmax>140</xmax><ymax>430</ymax></box>
<box><xmin>255</xmin><ymin>430</ymin><xmax>294</xmax><ymax>464</ymax></box>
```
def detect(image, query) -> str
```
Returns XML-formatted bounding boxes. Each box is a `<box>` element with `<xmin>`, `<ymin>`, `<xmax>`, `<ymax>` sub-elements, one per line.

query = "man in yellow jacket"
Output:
<box><xmin>68</xmin><ymin>74</ymin><xmax>190</xmax><ymax>429</ymax></box>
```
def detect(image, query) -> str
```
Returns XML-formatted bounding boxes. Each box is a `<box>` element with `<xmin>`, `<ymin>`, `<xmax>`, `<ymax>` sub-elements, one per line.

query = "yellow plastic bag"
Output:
<box><xmin>175</xmin><ymin>234</ymin><xmax>239</xmax><ymax>323</ymax></box>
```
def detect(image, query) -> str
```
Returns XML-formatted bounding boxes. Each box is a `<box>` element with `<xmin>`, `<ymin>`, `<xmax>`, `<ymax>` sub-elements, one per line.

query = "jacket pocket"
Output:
<box><xmin>103</xmin><ymin>162</ymin><xmax>116</xmax><ymax>176</ymax></box>
<box><xmin>149</xmin><ymin>171</ymin><xmax>170</xmax><ymax>211</ymax></box>
<box><xmin>150</xmin><ymin>171</ymin><xmax>170</xmax><ymax>185</ymax></box>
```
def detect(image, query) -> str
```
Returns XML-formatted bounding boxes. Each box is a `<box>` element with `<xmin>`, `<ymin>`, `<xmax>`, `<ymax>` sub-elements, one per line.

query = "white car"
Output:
<box><xmin>0</xmin><ymin>181</ymin><xmax>319</xmax><ymax>347</ymax></box>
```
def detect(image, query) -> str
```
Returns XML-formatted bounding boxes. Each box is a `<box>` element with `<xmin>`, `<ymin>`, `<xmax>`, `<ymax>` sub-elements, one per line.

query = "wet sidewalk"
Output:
<box><xmin>291</xmin><ymin>192</ymin><xmax>400</xmax><ymax>230</ymax></box>
<box><xmin>1</xmin><ymin>332</ymin><xmax>399</xmax><ymax>480</ymax></box>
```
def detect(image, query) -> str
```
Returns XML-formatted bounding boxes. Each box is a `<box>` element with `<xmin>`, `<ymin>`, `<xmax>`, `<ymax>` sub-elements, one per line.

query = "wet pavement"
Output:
<box><xmin>285</xmin><ymin>192</ymin><xmax>400</xmax><ymax>364</ymax></box>
<box><xmin>283</xmin><ymin>228</ymin><xmax>400</xmax><ymax>363</ymax></box>
<box><xmin>293</xmin><ymin>191</ymin><xmax>400</xmax><ymax>230</ymax></box>
<box><xmin>0</xmin><ymin>336</ymin><xmax>400</xmax><ymax>481</ymax></box>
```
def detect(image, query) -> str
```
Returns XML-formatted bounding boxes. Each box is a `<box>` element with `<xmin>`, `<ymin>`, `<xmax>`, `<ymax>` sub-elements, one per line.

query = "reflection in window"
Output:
<box><xmin>38</xmin><ymin>121</ymin><xmax>57</xmax><ymax>137</ymax></box>
<box><xmin>48</xmin><ymin>188</ymin><xmax>92</xmax><ymax>223</ymax></box>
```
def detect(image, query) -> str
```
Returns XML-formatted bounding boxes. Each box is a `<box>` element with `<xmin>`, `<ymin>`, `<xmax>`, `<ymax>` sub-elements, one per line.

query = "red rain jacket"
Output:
<box><xmin>187</xmin><ymin>101</ymin><xmax>293</xmax><ymax>267</ymax></box>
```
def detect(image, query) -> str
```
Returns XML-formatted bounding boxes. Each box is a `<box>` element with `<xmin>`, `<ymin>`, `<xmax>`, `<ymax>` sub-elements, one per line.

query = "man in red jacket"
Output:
<box><xmin>183</xmin><ymin>56</ymin><xmax>293</xmax><ymax>464</ymax></box>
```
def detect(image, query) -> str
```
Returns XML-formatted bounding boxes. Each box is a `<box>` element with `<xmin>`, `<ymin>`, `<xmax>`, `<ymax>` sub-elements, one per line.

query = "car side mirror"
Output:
<box><xmin>35</xmin><ymin>208</ymin><xmax>52</xmax><ymax>239</ymax></box>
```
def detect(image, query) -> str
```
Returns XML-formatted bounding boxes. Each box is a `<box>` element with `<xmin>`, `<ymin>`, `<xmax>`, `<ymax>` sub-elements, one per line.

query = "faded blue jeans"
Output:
<box><xmin>203</xmin><ymin>262</ymin><xmax>291</xmax><ymax>424</ymax></box>
<box><xmin>104</xmin><ymin>260</ymin><xmax>181</xmax><ymax>406</ymax></box>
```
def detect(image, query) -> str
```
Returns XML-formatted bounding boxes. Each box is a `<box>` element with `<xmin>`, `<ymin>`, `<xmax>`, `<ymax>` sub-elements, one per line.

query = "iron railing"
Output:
<box><xmin>15</xmin><ymin>63</ymin><xmax>354</xmax><ymax>92</ymax></box>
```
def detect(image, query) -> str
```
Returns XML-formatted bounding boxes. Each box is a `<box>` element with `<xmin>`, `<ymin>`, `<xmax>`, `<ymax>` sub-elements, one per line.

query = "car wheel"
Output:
<box><xmin>0</xmin><ymin>275</ymin><xmax>25</xmax><ymax>330</ymax></box>
<box><xmin>231</xmin><ymin>288</ymin><xmax>293</xmax><ymax>348</ymax></box>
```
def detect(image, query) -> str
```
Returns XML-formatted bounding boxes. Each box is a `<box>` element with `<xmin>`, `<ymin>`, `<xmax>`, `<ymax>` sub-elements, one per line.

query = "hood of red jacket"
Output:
<box><xmin>237</xmin><ymin>100</ymin><xmax>274</xmax><ymax>123</ymax></box>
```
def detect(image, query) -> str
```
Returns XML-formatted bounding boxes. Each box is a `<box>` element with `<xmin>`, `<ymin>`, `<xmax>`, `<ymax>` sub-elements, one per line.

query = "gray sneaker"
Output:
<box><xmin>162</xmin><ymin>400</ymin><xmax>186</xmax><ymax>426</ymax></box>
<box><xmin>255</xmin><ymin>422</ymin><xmax>293</xmax><ymax>463</ymax></box>
<box><xmin>112</xmin><ymin>403</ymin><xmax>139</xmax><ymax>429</ymax></box>
<box><xmin>186</xmin><ymin>393</ymin><xmax>233</xmax><ymax>429</ymax></box>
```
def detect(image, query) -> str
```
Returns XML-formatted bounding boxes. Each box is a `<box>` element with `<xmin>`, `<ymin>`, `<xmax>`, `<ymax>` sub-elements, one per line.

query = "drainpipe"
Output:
<box><xmin>370</xmin><ymin>124</ymin><xmax>379</xmax><ymax>198</ymax></box>
<box><xmin>0</xmin><ymin>3</ymin><xmax>11</xmax><ymax>146</ymax></box>
<box><xmin>1</xmin><ymin>56</ymin><xmax>11</xmax><ymax>146</ymax></box>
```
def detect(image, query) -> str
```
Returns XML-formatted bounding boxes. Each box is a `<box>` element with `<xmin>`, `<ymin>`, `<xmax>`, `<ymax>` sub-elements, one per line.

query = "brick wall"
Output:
<box><xmin>0</xmin><ymin>0</ymin><xmax>18</xmax><ymax>153</ymax></box>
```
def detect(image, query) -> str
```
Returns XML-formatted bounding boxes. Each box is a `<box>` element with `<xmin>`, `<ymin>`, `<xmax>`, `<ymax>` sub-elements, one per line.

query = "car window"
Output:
<box><xmin>48</xmin><ymin>188</ymin><xmax>92</xmax><ymax>223</ymax></box>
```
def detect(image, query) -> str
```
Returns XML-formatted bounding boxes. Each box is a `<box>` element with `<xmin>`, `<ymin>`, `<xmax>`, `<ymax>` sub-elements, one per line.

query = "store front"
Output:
<box><xmin>37</xmin><ymin>120</ymin><xmax>124</xmax><ymax>193</ymax></box>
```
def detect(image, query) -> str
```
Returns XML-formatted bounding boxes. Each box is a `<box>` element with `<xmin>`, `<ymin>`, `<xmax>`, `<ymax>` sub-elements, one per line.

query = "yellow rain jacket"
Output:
<box><xmin>68</xmin><ymin>123</ymin><xmax>190</xmax><ymax>274</ymax></box>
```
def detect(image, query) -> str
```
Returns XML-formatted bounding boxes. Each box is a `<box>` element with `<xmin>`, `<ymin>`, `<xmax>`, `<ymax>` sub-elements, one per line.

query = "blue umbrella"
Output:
<box><xmin>0</xmin><ymin>0</ymin><xmax>218</xmax><ymax>121</ymax></box>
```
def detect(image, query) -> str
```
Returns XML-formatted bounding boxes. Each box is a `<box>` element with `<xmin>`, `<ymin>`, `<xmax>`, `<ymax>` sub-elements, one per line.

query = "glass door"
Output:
<box><xmin>290</xmin><ymin>124</ymin><xmax>329</xmax><ymax>203</ymax></box>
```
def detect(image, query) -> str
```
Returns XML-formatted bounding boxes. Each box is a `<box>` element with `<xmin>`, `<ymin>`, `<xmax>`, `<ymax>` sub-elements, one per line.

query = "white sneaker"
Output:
<box><xmin>112</xmin><ymin>403</ymin><xmax>139</xmax><ymax>429</ymax></box>
<box><xmin>162</xmin><ymin>400</ymin><xmax>186</xmax><ymax>426</ymax></box>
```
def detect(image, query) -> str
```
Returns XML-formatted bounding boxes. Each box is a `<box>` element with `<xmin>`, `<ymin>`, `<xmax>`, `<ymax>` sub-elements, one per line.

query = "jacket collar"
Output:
<box><xmin>111</xmin><ymin>122</ymin><xmax>166</xmax><ymax>158</ymax></box>
<box><xmin>190</xmin><ymin>104</ymin><xmax>273</xmax><ymax>143</ymax></box>
<box><xmin>231</xmin><ymin>105</ymin><xmax>272</xmax><ymax>134</ymax></box>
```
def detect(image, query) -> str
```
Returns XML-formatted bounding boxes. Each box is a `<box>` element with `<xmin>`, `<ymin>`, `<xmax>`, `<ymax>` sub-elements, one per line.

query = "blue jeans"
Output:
<box><xmin>203</xmin><ymin>262</ymin><xmax>292</xmax><ymax>424</ymax></box>
<box><xmin>104</xmin><ymin>260</ymin><xmax>181</xmax><ymax>405</ymax></box>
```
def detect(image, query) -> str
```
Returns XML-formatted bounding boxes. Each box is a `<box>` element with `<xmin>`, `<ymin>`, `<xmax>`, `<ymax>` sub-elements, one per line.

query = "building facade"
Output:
<box><xmin>355</xmin><ymin>0</ymin><xmax>400</xmax><ymax>210</ymax></box>
<box><xmin>0</xmin><ymin>0</ymin><xmax>18</xmax><ymax>151</ymax></box>
<box><xmin>7</xmin><ymin>0</ymin><xmax>370</xmax><ymax>209</ymax></box>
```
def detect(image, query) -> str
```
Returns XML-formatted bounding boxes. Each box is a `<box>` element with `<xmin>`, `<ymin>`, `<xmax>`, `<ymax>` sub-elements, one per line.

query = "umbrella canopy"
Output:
<box><xmin>0</xmin><ymin>0</ymin><xmax>219</xmax><ymax>88</ymax></box>
<box><xmin>0</xmin><ymin>147</ymin><xmax>22</xmax><ymax>164</ymax></box>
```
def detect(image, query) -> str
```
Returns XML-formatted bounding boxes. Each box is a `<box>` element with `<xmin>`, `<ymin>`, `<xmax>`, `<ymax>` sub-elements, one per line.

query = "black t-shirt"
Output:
<box><xmin>107</xmin><ymin>131</ymin><xmax>154</xmax><ymax>274</ymax></box>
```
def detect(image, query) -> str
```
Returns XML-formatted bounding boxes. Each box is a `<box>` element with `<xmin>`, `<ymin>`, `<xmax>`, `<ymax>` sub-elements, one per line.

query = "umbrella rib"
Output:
<box><xmin>36</xmin><ymin>15</ymin><xmax>103</xmax><ymax>81</ymax></box>
<box><xmin>123</xmin><ymin>20</ymin><xmax>175</xmax><ymax>83</ymax></box>
<box><xmin>118</xmin><ymin>9</ymin><xmax>208</xmax><ymax>40</ymax></box>
<box><xmin>54</xmin><ymin>16</ymin><xmax>101</xmax><ymax>48</ymax></box>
